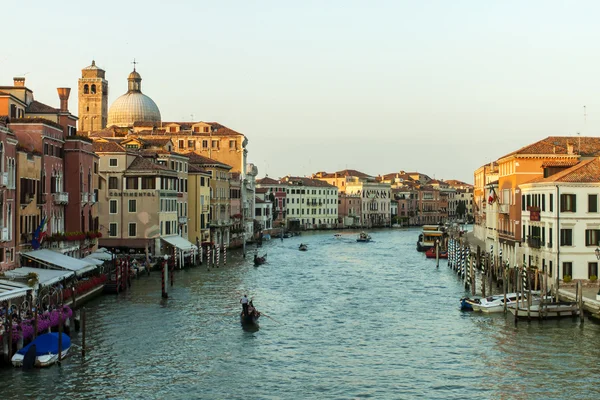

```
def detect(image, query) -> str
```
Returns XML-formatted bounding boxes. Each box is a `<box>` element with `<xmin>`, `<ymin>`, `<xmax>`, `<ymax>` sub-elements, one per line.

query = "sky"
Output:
<box><xmin>2</xmin><ymin>0</ymin><xmax>600</xmax><ymax>183</ymax></box>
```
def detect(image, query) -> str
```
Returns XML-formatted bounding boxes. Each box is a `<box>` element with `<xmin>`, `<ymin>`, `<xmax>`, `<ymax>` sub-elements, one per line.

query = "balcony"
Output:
<box><xmin>178</xmin><ymin>216</ymin><xmax>188</xmax><ymax>224</ymax></box>
<box><xmin>499</xmin><ymin>204</ymin><xmax>509</xmax><ymax>214</ymax></box>
<box><xmin>81</xmin><ymin>192</ymin><xmax>89</xmax><ymax>204</ymax></box>
<box><xmin>1</xmin><ymin>227</ymin><xmax>8</xmax><ymax>242</ymax></box>
<box><xmin>0</xmin><ymin>172</ymin><xmax>7</xmax><ymax>187</ymax></box>
<box><xmin>89</xmin><ymin>192</ymin><xmax>97</xmax><ymax>204</ymax></box>
<box><xmin>53</xmin><ymin>192</ymin><xmax>69</xmax><ymax>205</ymax></box>
<box><xmin>527</xmin><ymin>236</ymin><xmax>542</xmax><ymax>249</ymax></box>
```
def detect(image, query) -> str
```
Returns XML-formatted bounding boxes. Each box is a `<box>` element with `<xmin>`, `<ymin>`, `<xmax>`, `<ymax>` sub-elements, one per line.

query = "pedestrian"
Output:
<box><xmin>240</xmin><ymin>295</ymin><xmax>249</xmax><ymax>316</ymax></box>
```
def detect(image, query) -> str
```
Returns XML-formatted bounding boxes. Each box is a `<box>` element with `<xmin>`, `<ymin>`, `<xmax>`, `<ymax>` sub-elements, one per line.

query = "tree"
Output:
<box><xmin>456</xmin><ymin>200</ymin><xmax>466</xmax><ymax>219</ymax></box>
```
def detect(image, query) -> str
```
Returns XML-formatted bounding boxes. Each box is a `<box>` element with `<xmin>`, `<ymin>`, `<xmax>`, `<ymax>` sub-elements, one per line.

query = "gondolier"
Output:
<box><xmin>240</xmin><ymin>295</ymin><xmax>249</xmax><ymax>316</ymax></box>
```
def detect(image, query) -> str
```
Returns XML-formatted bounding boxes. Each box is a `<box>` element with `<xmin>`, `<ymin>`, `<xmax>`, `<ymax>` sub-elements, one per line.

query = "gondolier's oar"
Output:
<box><xmin>260</xmin><ymin>312</ymin><xmax>282</xmax><ymax>324</ymax></box>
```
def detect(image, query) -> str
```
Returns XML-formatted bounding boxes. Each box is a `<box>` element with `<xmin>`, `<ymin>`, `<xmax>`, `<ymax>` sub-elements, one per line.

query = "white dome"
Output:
<box><xmin>107</xmin><ymin>92</ymin><xmax>161</xmax><ymax>127</ymax></box>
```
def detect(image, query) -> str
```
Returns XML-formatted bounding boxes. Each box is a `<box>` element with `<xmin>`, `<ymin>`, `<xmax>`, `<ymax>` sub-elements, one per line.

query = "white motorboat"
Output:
<box><xmin>12</xmin><ymin>332</ymin><xmax>71</xmax><ymax>368</ymax></box>
<box><xmin>508</xmin><ymin>302</ymin><xmax>580</xmax><ymax>319</ymax></box>
<box><xmin>474</xmin><ymin>293</ymin><xmax>541</xmax><ymax>313</ymax></box>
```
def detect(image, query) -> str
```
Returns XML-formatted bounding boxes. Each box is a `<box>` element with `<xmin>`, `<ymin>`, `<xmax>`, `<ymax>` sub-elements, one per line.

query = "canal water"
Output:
<box><xmin>2</xmin><ymin>228</ymin><xmax>600</xmax><ymax>399</ymax></box>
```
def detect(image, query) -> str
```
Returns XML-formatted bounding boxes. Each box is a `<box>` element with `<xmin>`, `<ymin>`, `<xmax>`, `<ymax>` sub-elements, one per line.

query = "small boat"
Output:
<box><xmin>357</xmin><ymin>232</ymin><xmax>371</xmax><ymax>242</ymax></box>
<box><xmin>334</xmin><ymin>233</ymin><xmax>342</xmax><ymax>238</ymax></box>
<box><xmin>262</xmin><ymin>234</ymin><xmax>271</xmax><ymax>241</ymax></box>
<box><xmin>473</xmin><ymin>293</ymin><xmax>541</xmax><ymax>313</ymax></box>
<box><xmin>12</xmin><ymin>332</ymin><xmax>71</xmax><ymax>368</ymax></box>
<box><xmin>425</xmin><ymin>247</ymin><xmax>448</xmax><ymax>259</ymax></box>
<box><xmin>460</xmin><ymin>297</ymin><xmax>481</xmax><ymax>311</ymax></box>
<box><xmin>253</xmin><ymin>253</ymin><xmax>267</xmax><ymax>266</ymax></box>
<box><xmin>508</xmin><ymin>302</ymin><xmax>580</xmax><ymax>319</ymax></box>
<box><xmin>240</xmin><ymin>303</ymin><xmax>261</xmax><ymax>325</ymax></box>
<box><xmin>282</xmin><ymin>232</ymin><xmax>292</xmax><ymax>239</ymax></box>
<box><xmin>416</xmin><ymin>225</ymin><xmax>445</xmax><ymax>252</ymax></box>
<box><xmin>299</xmin><ymin>243</ymin><xmax>308</xmax><ymax>251</ymax></box>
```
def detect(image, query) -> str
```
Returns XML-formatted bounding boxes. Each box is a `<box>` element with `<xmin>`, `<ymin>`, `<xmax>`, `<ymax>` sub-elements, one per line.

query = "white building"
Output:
<box><xmin>520</xmin><ymin>158</ymin><xmax>600</xmax><ymax>284</ymax></box>
<box><xmin>280</xmin><ymin>176</ymin><xmax>338</xmax><ymax>229</ymax></box>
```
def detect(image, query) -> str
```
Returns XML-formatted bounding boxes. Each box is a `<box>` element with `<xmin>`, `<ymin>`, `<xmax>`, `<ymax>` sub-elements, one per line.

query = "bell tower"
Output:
<box><xmin>78</xmin><ymin>60</ymin><xmax>108</xmax><ymax>133</ymax></box>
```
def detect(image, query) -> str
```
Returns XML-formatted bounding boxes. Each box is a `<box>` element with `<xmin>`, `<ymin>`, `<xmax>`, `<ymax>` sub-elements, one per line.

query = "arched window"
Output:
<box><xmin>83</xmin><ymin>84</ymin><xmax>89</xmax><ymax>94</ymax></box>
<box><xmin>91</xmin><ymin>84</ymin><xmax>96</xmax><ymax>94</ymax></box>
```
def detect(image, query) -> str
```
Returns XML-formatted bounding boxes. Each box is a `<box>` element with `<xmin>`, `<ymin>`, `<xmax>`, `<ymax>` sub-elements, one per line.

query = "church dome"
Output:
<box><xmin>106</xmin><ymin>68</ymin><xmax>161</xmax><ymax>127</ymax></box>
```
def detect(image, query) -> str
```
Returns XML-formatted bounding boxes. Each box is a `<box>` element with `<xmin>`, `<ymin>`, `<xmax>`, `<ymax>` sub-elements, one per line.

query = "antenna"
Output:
<box><xmin>190</xmin><ymin>114</ymin><xmax>194</xmax><ymax>122</ymax></box>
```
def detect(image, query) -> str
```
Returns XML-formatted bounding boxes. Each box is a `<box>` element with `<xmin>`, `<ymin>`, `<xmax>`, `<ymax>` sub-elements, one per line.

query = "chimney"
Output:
<box><xmin>13</xmin><ymin>77</ymin><xmax>25</xmax><ymax>87</ymax></box>
<box><xmin>57</xmin><ymin>88</ymin><xmax>71</xmax><ymax>112</ymax></box>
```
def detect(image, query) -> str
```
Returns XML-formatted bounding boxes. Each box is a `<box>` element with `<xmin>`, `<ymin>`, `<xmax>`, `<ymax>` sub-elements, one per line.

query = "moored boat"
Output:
<box><xmin>460</xmin><ymin>297</ymin><xmax>481</xmax><ymax>311</ymax></box>
<box><xmin>508</xmin><ymin>302</ymin><xmax>579</xmax><ymax>319</ymax></box>
<box><xmin>425</xmin><ymin>248</ymin><xmax>448</xmax><ymax>259</ymax></box>
<box><xmin>416</xmin><ymin>225</ymin><xmax>445</xmax><ymax>252</ymax></box>
<box><xmin>299</xmin><ymin>243</ymin><xmax>308</xmax><ymax>251</ymax></box>
<box><xmin>357</xmin><ymin>232</ymin><xmax>371</xmax><ymax>242</ymax></box>
<box><xmin>12</xmin><ymin>332</ymin><xmax>71</xmax><ymax>368</ymax></box>
<box><xmin>474</xmin><ymin>293</ymin><xmax>541</xmax><ymax>313</ymax></box>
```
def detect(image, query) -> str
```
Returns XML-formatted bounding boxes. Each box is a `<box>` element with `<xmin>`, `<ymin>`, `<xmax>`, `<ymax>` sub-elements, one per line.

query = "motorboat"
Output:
<box><xmin>473</xmin><ymin>293</ymin><xmax>540</xmax><ymax>313</ymax></box>
<box><xmin>12</xmin><ymin>332</ymin><xmax>71</xmax><ymax>368</ymax></box>
<box><xmin>425</xmin><ymin>247</ymin><xmax>448</xmax><ymax>259</ymax></box>
<box><xmin>299</xmin><ymin>244</ymin><xmax>308</xmax><ymax>251</ymax></box>
<box><xmin>357</xmin><ymin>232</ymin><xmax>372</xmax><ymax>242</ymax></box>
<box><xmin>508</xmin><ymin>302</ymin><xmax>579</xmax><ymax>319</ymax></box>
<box><xmin>416</xmin><ymin>225</ymin><xmax>445</xmax><ymax>252</ymax></box>
<box><xmin>334</xmin><ymin>233</ymin><xmax>342</xmax><ymax>238</ymax></box>
<box><xmin>460</xmin><ymin>297</ymin><xmax>481</xmax><ymax>311</ymax></box>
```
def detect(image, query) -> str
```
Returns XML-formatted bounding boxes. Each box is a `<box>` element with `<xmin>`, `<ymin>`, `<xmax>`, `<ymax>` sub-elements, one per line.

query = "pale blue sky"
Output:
<box><xmin>2</xmin><ymin>1</ymin><xmax>599</xmax><ymax>183</ymax></box>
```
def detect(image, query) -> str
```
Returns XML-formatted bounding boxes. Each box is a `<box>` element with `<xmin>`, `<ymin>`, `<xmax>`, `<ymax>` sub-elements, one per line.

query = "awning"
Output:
<box><xmin>0</xmin><ymin>279</ymin><xmax>30</xmax><ymax>301</ymax></box>
<box><xmin>4</xmin><ymin>267</ymin><xmax>74</xmax><ymax>287</ymax></box>
<box><xmin>89</xmin><ymin>252</ymin><xmax>113</xmax><ymax>261</ymax></box>
<box><xmin>83</xmin><ymin>256</ymin><xmax>105</xmax><ymax>266</ymax></box>
<box><xmin>22</xmin><ymin>249</ymin><xmax>98</xmax><ymax>276</ymax></box>
<box><xmin>161</xmin><ymin>235</ymin><xmax>197</xmax><ymax>252</ymax></box>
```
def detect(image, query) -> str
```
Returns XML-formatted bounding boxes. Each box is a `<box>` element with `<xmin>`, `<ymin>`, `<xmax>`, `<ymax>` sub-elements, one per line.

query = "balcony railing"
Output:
<box><xmin>89</xmin><ymin>192</ymin><xmax>97</xmax><ymax>204</ymax></box>
<box><xmin>499</xmin><ymin>204</ymin><xmax>509</xmax><ymax>214</ymax></box>
<box><xmin>0</xmin><ymin>172</ymin><xmax>7</xmax><ymax>187</ymax></box>
<box><xmin>178</xmin><ymin>216</ymin><xmax>188</xmax><ymax>224</ymax></box>
<box><xmin>527</xmin><ymin>237</ymin><xmax>542</xmax><ymax>249</ymax></box>
<box><xmin>81</xmin><ymin>192</ymin><xmax>89</xmax><ymax>204</ymax></box>
<box><xmin>53</xmin><ymin>192</ymin><xmax>69</xmax><ymax>205</ymax></box>
<box><xmin>1</xmin><ymin>227</ymin><xmax>8</xmax><ymax>242</ymax></box>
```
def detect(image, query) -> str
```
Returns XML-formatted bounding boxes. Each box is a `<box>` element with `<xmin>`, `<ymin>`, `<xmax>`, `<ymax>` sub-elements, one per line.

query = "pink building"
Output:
<box><xmin>0</xmin><ymin>118</ymin><xmax>17</xmax><ymax>270</ymax></box>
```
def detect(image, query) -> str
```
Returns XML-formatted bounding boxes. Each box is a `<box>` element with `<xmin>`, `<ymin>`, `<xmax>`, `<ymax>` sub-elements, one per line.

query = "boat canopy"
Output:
<box><xmin>161</xmin><ymin>235</ymin><xmax>198</xmax><ymax>252</ymax></box>
<box><xmin>17</xmin><ymin>333</ymin><xmax>71</xmax><ymax>357</ymax></box>
<box><xmin>22</xmin><ymin>249</ymin><xmax>98</xmax><ymax>276</ymax></box>
<box><xmin>423</xmin><ymin>232</ymin><xmax>443</xmax><ymax>237</ymax></box>
<box><xmin>4</xmin><ymin>267</ymin><xmax>74</xmax><ymax>287</ymax></box>
<box><xmin>0</xmin><ymin>279</ymin><xmax>30</xmax><ymax>301</ymax></box>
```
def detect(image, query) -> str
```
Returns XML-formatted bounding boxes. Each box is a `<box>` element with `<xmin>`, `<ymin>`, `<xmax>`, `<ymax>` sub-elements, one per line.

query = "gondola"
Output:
<box><xmin>240</xmin><ymin>308</ymin><xmax>260</xmax><ymax>325</ymax></box>
<box><xmin>253</xmin><ymin>253</ymin><xmax>267</xmax><ymax>266</ymax></box>
<box><xmin>299</xmin><ymin>243</ymin><xmax>308</xmax><ymax>251</ymax></box>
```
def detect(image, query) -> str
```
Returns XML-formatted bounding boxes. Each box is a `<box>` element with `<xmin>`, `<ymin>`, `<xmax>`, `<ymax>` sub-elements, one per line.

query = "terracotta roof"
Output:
<box><xmin>500</xmin><ymin>136</ymin><xmax>600</xmax><ymax>159</ymax></box>
<box><xmin>230</xmin><ymin>172</ymin><xmax>241</xmax><ymax>180</ymax></box>
<box><xmin>26</xmin><ymin>100</ymin><xmax>58</xmax><ymax>114</ymax></box>
<box><xmin>380</xmin><ymin>172</ymin><xmax>415</xmax><ymax>182</ymax></box>
<box><xmin>541</xmin><ymin>159</ymin><xmax>580</xmax><ymax>168</ymax></box>
<box><xmin>256</xmin><ymin>177</ymin><xmax>279</xmax><ymax>185</ymax></box>
<box><xmin>138</xmin><ymin>138</ymin><xmax>172</xmax><ymax>148</ymax></box>
<box><xmin>9</xmin><ymin>117</ymin><xmax>63</xmax><ymax>130</ymax></box>
<box><xmin>255</xmin><ymin>197</ymin><xmax>267</xmax><ymax>204</ymax></box>
<box><xmin>86</xmin><ymin>125</ymin><xmax>130</xmax><ymax>138</ymax></box>
<box><xmin>282</xmin><ymin>176</ymin><xmax>337</xmax><ymax>188</ymax></box>
<box><xmin>139</xmin><ymin>149</ymin><xmax>186</xmax><ymax>158</ymax></box>
<box><xmin>526</xmin><ymin>158</ymin><xmax>600</xmax><ymax>184</ymax></box>
<box><xmin>444</xmin><ymin>179</ymin><xmax>473</xmax><ymax>187</ymax></box>
<box><xmin>185</xmin><ymin>151</ymin><xmax>232</xmax><ymax>169</ymax></box>
<box><xmin>133</xmin><ymin>121</ymin><xmax>157</xmax><ymax>127</ymax></box>
<box><xmin>255</xmin><ymin>187</ymin><xmax>268</xmax><ymax>194</ymax></box>
<box><xmin>127</xmin><ymin>157</ymin><xmax>171</xmax><ymax>172</ymax></box>
<box><xmin>93</xmin><ymin>141</ymin><xmax>125</xmax><ymax>153</ymax></box>
<box><xmin>188</xmin><ymin>164</ymin><xmax>208</xmax><ymax>173</ymax></box>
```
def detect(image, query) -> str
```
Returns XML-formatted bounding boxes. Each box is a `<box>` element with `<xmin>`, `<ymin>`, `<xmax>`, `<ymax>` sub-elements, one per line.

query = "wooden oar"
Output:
<box><xmin>260</xmin><ymin>312</ymin><xmax>282</xmax><ymax>324</ymax></box>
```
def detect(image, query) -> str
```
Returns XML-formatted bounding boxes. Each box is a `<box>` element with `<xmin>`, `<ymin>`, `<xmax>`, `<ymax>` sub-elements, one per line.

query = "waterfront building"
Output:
<box><xmin>280</xmin><ymin>176</ymin><xmax>338</xmax><ymax>230</ymax></box>
<box><xmin>254</xmin><ymin>188</ymin><xmax>273</xmax><ymax>232</ymax></box>
<box><xmin>185</xmin><ymin>152</ymin><xmax>232</xmax><ymax>247</ymax></box>
<box><xmin>15</xmin><ymin>144</ymin><xmax>41</xmax><ymax>257</ymax></box>
<box><xmin>393</xmin><ymin>187</ymin><xmax>419</xmax><ymax>226</ymax></box>
<box><xmin>255</xmin><ymin>177</ymin><xmax>285</xmax><ymax>228</ymax></box>
<box><xmin>445</xmin><ymin>180</ymin><xmax>474</xmax><ymax>222</ymax></box>
<box><xmin>338</xmin><ymin>192</ymin><xmax>362</xmax><ymax>227</ymax></box>
<box><xmin>313</xmin><ymin>170</ymin><xmax>390</xmax><ymax>227</ymax></box>
<box><xmin>93</xmin><ymin>141</ymin><xmax>182</xmax><ymax>256</ymax></box>
<box><xmin>187</xmin><ymin>164</ymin><xmax>211</xmax><ymax>245</ymax></box>
<box><xmin>473</xmin><ymin>136</ymin><xmax>600</xmax><ymax>270</ymax></box>
<box><xmin>0</xmin><ymin>119</ymin><xmax>17</xmax><ymax>270</ymax></box>
<box><xmin>520</xmin><ymin>158</ymin><xmax>600</xmax><ymax>283</ymax></box>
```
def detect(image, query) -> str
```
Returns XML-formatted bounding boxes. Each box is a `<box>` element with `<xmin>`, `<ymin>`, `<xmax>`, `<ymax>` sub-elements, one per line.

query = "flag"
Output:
<box><xmin>31</xmin><ymin>216</ymin><xmax>47</xmax><ymax>250</ymax></box>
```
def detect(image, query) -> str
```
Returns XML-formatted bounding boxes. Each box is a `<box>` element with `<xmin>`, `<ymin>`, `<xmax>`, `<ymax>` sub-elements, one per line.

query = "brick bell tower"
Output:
<box><xmin>78</xmin><ymin>60</ymin><xmax>108</xmax><ymax>133</ymax></box>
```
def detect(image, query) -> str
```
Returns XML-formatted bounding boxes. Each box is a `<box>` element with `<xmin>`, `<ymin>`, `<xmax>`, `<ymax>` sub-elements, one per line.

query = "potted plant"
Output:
<box><xmin>563</xmin><ymin>275</ymin><xmax>572</xmax><ymax>283</ymax></box>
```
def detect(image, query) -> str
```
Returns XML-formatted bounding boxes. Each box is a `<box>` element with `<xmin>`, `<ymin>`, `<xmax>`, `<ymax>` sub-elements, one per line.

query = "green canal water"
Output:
<box><xmin>2</xmin><ymin>228</ymin><xmax>600</xmax><ymax>399</ymax></box>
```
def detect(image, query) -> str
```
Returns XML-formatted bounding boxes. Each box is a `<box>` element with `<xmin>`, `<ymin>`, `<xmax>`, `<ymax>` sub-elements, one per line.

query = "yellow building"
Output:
<box><xmin>16</xmin><ymin>148</ymin><xmax>42</xmax><ymax>255</ymax></box>
<box><xmin>187</xmin><ymin>164</ymin><xmax>211</xmax><ymax>245</ymax></box>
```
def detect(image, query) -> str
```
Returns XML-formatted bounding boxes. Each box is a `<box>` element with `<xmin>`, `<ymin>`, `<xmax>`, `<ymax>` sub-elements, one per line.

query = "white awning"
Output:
<box><xmin>22</xmin><ymin>249</ymin><xmax>98</xmax><ymax>276</ymax></box>
<box><xmin>4</xmin><ymin>267</ymin><xmax>74</xmax><ymax>287</ymax></box>
<box><xmin>0</xmin><ymin>279</ymin><xmax>30</xmax><ymax>301</ymax></box>
<box><xmin>89</xmin><ymin>252</ymin><xmax>113</xmax><ymax>261</ymax></box>
<box><xmin>161</xmin><ymin>235</ymin><xmax>197</xmax><ymax>251</ymax></box>
<box><xmin>83</xmin><ymin>256</ymin><xmax>105</xmax><ymax>266</ymax></box>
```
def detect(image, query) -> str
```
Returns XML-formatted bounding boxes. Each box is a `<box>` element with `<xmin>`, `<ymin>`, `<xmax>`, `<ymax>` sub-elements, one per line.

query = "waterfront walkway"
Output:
<box><xmin>559</xmin><ymin>286</ymin><xmax>600</xmax><ymax>313</ymax></box>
